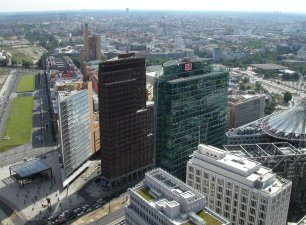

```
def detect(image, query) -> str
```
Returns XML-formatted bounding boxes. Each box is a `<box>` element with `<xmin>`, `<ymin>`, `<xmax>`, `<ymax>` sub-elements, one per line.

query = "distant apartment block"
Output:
<box><xmin>155</xmin><ymin>57</ymin><xmax>229</xmax><ymax>179</ymax></box>
<box><xmin>57</xmin><ymin>81</ymin><xmax>99</xmax><ymax>187</ymax></box>
<box><xmin>187</xmin><ymin>144</ymin><xmax>292</xmax><ymax>225</ymax></box>
<box><xmin>98</xmin><ymin>53</ymin><xmax>154</xmax><ymax>189</ymax></box>
<box><xmin>126</xmin><ymin>168</ymin><xmax>230</xmax><ymax>225</ymax></box>
<box><xmin>228</xmin><ymin>94</ymin><xmax>265</xmax><ymax>129</ymax></box>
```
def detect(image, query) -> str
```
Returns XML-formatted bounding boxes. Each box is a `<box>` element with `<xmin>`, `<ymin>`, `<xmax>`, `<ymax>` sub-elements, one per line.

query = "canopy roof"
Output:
<box><xmin>261</xmin><ymin>99</ymin><xmax>306</xmax><ymax>141</ymax></box>
<box><xmin>9</xmin><ymin>158</ymin><xmax>51</xmax><ymax>179</ymax></box>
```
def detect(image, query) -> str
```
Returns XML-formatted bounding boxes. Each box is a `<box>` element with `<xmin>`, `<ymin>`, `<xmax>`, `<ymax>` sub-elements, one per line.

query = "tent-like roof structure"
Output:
<box><xmin>9</xmin><ymin>158</ymin><xmax>52</xmax><ymax>180</ymax></box>
<box><xmin>261</xmin><ymin>99</ymin><xmax>306</xmax><ymax>141</ymax></box>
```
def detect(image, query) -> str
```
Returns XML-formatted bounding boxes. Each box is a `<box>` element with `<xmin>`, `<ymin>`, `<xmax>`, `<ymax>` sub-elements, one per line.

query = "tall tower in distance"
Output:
<box><xmin>81</xmin><ymin>23</ymin><xmax>102</xmax><ymax>62</ymax></box>
<box><xmin>98</xmin><ymin>53</ymin><xmax>154</xmax><ymax>189</ymax></box>
<box><xmin>154</xmin><ymin>57</ymin><xmax>229</xmax><ymax>180</ymax></box>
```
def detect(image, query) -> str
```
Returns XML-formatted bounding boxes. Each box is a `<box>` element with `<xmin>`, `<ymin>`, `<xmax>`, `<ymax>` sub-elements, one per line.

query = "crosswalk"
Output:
<box><xmin>5</xmin><ymin>210</ymin><xmax>18</xmax><ymax>225</ymax></box>
<box><xmin>1</xmin><ymin>177</ymin><xmax>15</xmax><ymax>186</ymax></box>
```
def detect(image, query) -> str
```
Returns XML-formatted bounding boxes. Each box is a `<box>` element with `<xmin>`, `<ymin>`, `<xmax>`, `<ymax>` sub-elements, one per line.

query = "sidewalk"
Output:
<box><xmin>0</xmin><ymin>151</ymin><xmax>99</xmax><ymax>223</ymax></box>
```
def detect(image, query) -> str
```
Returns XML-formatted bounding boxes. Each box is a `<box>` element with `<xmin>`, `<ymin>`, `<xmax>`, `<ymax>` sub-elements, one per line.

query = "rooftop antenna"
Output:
<box><xmin>126</xmin><ymin>28</ymin><xmax>129</xmax><ymax>53</ymax></box>
<box><xmin>126</xmin><ymin>7</ymin><xmax>129</xmax><ymax>53</ymax></box>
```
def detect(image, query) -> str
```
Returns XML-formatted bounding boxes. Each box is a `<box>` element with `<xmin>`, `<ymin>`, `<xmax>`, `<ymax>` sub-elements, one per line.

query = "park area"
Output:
<box><xmin>16</xmin><ymin>74</ymin><xmax>35</xmax><ymax>92</ymax></box>
<box><xmin>4</xmin><ymin>46</ymin><xmax>47</xmax><ymax>64</ymax></box>
<box><xmin>0</xmin><ymin>96</ymin><xmax>34</xmax><ymax>152</ymax></box>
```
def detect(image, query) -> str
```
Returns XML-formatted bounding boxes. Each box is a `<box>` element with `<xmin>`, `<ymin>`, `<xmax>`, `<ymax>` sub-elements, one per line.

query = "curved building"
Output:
<box><xmin>261</xmin><ymin>99</ymin><xmax>306</xmax><ymax>141</ymax></box>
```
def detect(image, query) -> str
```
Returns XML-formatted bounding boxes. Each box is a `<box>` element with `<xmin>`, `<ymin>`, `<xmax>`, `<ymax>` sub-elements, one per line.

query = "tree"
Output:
<box><xmin>22</xmin><ymin>60</ymin><xmax>32</xmax><ymax>68</ymax></box>
<box><xmin>255</xmin><ymin>81</ymin><xmax>262</xmax><ymax>92</ymax></box>
<box><xmin>11</xmin><ymin>59</ymin><xmax>17</xmax><ymax>66</ymax></box>
<box><xmin>239</xmin><ymin>83</ymin><xmax>246</xmax><ymax>91</ymax></box>
<box><xmin>265</xmin><ymin>99</ymin><xmax>276</xmax><ymax>115</ymax></box>
<box><xmin>283</xmin><ymin>91</ymin><xmax>292</xmax><ymax>103</ymax></box>
<box><xmin>242</xmin><ymin>77</ymin><xmax>250</xmax><ymax>83</ymax></box>
<box><xmin>37</xmin><ymin>53</ymin><xmax>48</xmax><ymax>69</ymax></box>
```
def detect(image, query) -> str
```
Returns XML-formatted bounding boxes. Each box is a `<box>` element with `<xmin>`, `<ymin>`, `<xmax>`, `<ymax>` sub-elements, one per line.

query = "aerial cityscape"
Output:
<box><xmin>0</xmin><ymin>1</ymin><xmax>306</xmax><ymax>225</ymax></box>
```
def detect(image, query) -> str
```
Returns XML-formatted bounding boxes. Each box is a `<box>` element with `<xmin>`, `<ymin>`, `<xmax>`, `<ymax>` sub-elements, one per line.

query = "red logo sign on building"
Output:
<box><xmin>184</xmin><ymin>63</ymin><xmax>192</xmax><ymax>71</ymax></box>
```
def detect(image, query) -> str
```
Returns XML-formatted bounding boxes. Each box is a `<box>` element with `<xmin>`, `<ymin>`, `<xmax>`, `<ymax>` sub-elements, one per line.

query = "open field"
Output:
<box><xmin>0</xmin><ymin>96</ymin><xmax>34</xmax><ymax>152</ymax></box>
<box><xmin>16</xmin><ymin>74</ymin><xmax>35</xmax><ymax>92</ymax></box>
<box><xmin>4</xmin><ymin>46</ymin><xmax>47</xmax><ymax>64</ymax></box>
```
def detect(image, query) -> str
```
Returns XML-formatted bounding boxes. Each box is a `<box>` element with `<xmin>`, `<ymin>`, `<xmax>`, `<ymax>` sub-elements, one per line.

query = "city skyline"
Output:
<box><xmin>1</xmin><ymin>0</ymin><xmax>306</xmax><ymax>13</ymax></box>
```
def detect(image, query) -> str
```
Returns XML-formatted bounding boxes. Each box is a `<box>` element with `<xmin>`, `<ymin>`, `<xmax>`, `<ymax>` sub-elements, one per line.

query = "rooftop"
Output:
<box><xmin>131</xmin><ymin>168</ymin><xmax>229</xmax><ymax>225</ymax></box>
<box><xmin>228</xmin><ymin>94</ymin><xmax>264</xmax><ymax>104</ymax></box>
<box><xmin>9</xmin><ymin>158</ymin><xmax>51</xmax><ymax>179</ymax></box>
<box><xmin>261</xmin><ymin>98</ymin><xmax>306</xmax><ymax>141</ymax></box>
<box><xmin>250</xmin><ymin>63</ymin><xmax>287</xmax><ymax>70</ymax></box>
<box><xmin>226</xmin><ymin>117</ymin><xmax>265</xmax><ymax>136</ymax></box>
<box><xmin>223</xmin><ymin>142</ymin><xmax>304</xmax><ymax>158</ymax></box>
<box><xmin>190</xmin><ymin>145</ymin><xmax>291</xmax><ymax>192</ymax></box>
<box><xmin>58</xmin><ymin>89</ymin><xmax>87</xmax><ymax>102</ymax></box>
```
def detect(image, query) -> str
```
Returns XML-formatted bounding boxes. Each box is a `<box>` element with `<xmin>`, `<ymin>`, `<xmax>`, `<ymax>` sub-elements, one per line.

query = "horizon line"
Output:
<box><xmin>0</xmin><ymin>8</ymin><xmax>305</xmax><ymax>15</ymax></box>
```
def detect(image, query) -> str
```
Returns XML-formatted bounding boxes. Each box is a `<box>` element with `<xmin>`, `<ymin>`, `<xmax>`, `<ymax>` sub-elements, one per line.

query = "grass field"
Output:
<box><xmin>16</xmin><ymin>74</ymin><xmax>35</xmax><ymax>92</ymax></box>
<box><xmin>4</xmin><ymin>46</ymin><xmax>47</xmax><ymax>64</ymax></box>
<box><xmin>0</xmin><ymin>96</ymin><xmax>34</xmax><ymax>152</ymax></box>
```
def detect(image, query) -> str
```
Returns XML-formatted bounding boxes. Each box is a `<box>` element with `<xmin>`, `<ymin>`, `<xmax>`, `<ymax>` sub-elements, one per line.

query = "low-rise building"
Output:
<box><xmin>228</xmin><ymin>94</ymin><xmax>265</xmax><ymax>129</ymax></box>
<box><xmin>126</xmin><ymin>168</ymin><xmax>230</xmax><ymax>225</ymax></box>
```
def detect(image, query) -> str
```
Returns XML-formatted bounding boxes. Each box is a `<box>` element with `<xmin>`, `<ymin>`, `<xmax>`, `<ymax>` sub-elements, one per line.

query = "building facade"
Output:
<box><xmin>228</xmin><ymin>94</ymin><xmax>265</xmax><ymax>129</ymax></box>
<box><xmin>82</xmin><ymin>23</ymin><xmax>102</xmax><ymax>62</ymax></box>
<box><xmin>223</xmin><ymin>142</ymin><xmax>306</xmax><ymax>222</ymax></box>
<box><xmin>155</xmin><ymin>58</ymin><xmax>229</xmax><ymax>179</ymax></box>
<box><xmin>187</xmin><ymin>144</ymin><xmax>292</xmax><ymax>225</ymax></box>
<box><xmin>58</xmin><ymin>82</ymin><xmax>95</xmax><ymax>186</ymax></box>
<box><xmin>98</xmin><ymin>53</ymin><xmax>154</xmax><ymax>188</ymax></box>
<box><xmin>126</xmin><ymin>168</ymin><xmax>230</xmax><ymax>225</ymax></box>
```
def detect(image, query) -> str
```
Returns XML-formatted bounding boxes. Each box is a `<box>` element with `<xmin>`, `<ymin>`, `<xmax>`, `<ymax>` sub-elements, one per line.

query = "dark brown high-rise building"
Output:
<box><xmin>98</xmin><ymin>53</ymin><xmax>154</xmax><ymax>189</ymax></box>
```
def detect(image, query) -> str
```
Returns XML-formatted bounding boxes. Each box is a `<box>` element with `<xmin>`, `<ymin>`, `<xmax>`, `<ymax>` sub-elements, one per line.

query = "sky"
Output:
<box><xmin>1</xmin><ymin>0</ymin><xmax>306</xmax><ymax>13</ymax></box>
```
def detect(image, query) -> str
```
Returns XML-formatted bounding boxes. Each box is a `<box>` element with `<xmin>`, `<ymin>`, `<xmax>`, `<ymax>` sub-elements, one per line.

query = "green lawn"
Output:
<box><xmin>16</xmin><ymin>74</ymin><xmax>35</xmax><ymax>92</ymax></box>
<box><xmin>197</xmin><ymin>210</ymin><xmax>223</xmax><ymax>225</ymax></box>
<box><xmin>0</xmin><ymin>96</ymin><xmax>34</xmax><ymax>152</ymax></box>
<box><xmin>137</xmin><ymin>188</ymin><xmax>155</xmax><ymax>201</ymax></box>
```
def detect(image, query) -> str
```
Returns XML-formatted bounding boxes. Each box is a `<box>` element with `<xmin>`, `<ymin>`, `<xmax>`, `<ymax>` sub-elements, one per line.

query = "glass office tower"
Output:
<box><xmin>58</xmin><ymin>89</ymin><xmax>92</xmax><ymax>180</ymax></box>
<box><xmin>155</xmin><ymin>58</ymin><xmax>229</xmax><ymax>179</ymax></box>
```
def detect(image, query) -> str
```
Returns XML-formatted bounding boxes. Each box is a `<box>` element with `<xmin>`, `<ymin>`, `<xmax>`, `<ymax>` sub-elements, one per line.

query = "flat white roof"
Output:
<box><xmin>190</xmin><ymin>145</ymin><xmax>292</xmax><ymax>192</ymax></box>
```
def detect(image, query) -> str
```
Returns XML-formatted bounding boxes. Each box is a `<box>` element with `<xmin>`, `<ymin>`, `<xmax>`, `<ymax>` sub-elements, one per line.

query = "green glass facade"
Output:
<box><xmin>155</xmin><ymin>58</ymin><xmax>229</xmax><ymax>179</ymax></box>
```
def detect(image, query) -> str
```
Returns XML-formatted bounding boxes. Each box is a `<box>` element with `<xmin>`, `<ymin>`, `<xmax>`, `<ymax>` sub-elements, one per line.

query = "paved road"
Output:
<box><xmin>89</xmin><ymin>208</ymin><xmax>125</xmax><ymax>225</ymax></box>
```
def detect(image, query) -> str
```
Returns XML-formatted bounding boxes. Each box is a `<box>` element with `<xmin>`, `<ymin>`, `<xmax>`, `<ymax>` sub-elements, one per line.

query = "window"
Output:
<box><xmin>203</xmin><ymin>172</ymin><xmax>208</xmax><ymax>179</ymax></box>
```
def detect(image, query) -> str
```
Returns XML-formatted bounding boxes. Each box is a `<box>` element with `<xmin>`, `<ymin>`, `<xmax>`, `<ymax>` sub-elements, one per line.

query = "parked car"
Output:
<box><xmin>82</xmin><ymin>204</ymin><xmax>90</xmax><ymax>210</ymax></box>
<box><xmin>77</xmin><ymin>212</ymin><xmax>85</xmax><ymax>217</ymax></box>
<box><xmin>74</xmin><ymin>208</ymin><xmax>82</xmax><ymax>214</ymax></box>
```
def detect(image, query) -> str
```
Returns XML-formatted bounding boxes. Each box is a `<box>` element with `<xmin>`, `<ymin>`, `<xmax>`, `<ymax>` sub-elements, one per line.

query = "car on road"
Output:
<box><xmin>82</xmin><ymin>204</ymin><xmax>90</xmax><ymax>210</ymax></box>
<box><xmin>73</xmin><ymin>208</ymin><xmax>82</xmax><ymax>214</ymax></box>
<box><xmin>77</xmin><ymin>212</ymin><xmax>85</xmax><ymax>217</ymax></box>
<box><xmin>66</xmin><ymin>213</ymin><xmax>77</xmax><ymax>220</ymax></box>
<box><xmin>86</xmin><ymin>208</ymin><xmax>92</xmax><ymax>213</ymax></box>
<box><xmin>47</xmin><ymin>216</ymin><xmax>57</xmax><ymax>222</ymax></box>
